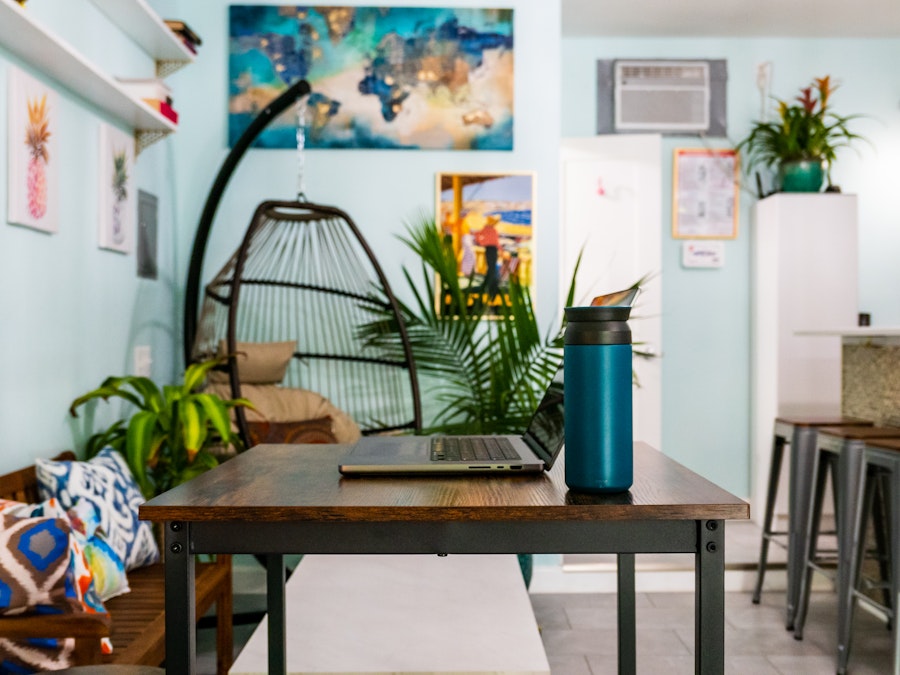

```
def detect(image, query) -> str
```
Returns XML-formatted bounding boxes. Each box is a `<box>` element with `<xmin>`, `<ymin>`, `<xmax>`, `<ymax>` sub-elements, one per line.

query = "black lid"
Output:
<box><xmin>564</xmin><ymin>305</ymin><xmax>631</xmax><ymax>345</ymax></box>
<box><xmin>564</xmin><ymin>305</ymin><xmax>631</xmax><ymax>322</ymax></box>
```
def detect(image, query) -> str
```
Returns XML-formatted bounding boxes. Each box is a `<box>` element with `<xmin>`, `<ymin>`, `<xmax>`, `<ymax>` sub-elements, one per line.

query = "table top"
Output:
<box><xmin>141</xmin><ymin>442</ymin><xmax>747</xmax><ymax>524</ymax></box>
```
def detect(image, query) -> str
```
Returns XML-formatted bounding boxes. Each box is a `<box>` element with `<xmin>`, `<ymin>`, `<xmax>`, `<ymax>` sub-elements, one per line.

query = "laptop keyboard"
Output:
<box><xmin>430</xmin><ymin>436</ymin><xmax>522</xmax><ymax>462</ymax></box>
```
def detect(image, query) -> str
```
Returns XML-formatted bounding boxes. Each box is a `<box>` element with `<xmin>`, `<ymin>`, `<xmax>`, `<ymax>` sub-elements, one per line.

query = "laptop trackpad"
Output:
<box><xmin>344</xmin><ymin>436</ymin><xmax>429</xmax><ymax>462</ymax></box>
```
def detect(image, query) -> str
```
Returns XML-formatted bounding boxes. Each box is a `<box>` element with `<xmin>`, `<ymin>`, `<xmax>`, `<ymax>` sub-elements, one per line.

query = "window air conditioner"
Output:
<box><xmin>614</xmin><ymin>60</ymin><xmax>710</xmax><ymax>132</ymax></box>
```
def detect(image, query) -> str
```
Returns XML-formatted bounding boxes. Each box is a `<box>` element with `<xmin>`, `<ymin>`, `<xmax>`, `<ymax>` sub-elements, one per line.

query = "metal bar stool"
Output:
<box><xmin>753</xmin><ymin>414</ymin><xmax>872</xmax><ymax>632</ymax></box>
<box><xmin>792</xmin><ymin>425</ymin><xmax>899</xmax><ymax>642</ymax></box>
<box><xmin>834</xmin><ymin>436</ymin><xmax>900</xmax><ymax>675</ymax></box>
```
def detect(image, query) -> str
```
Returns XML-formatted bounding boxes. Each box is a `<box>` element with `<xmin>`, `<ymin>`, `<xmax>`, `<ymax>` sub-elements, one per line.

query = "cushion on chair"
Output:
<box><xmin>208</xmin><ymin>340</ymin><xmax>297</xmax><ymax>384</ymax></box>
<box><xmin>35</xmin><ymin>448</ymin><xmax>158</xmax><ymax>571</ymax></box>
<box><xmin>205</xmin><ymin>382</ymin><xmax>362</xmax><ymax>443</ymax></box>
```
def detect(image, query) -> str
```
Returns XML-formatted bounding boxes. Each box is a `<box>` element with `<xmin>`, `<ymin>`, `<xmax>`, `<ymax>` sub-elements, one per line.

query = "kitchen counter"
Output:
<box><xmin>795</xmin><ymin>328</ymin><xmax>900</xmax><ymax>424</ymax></box>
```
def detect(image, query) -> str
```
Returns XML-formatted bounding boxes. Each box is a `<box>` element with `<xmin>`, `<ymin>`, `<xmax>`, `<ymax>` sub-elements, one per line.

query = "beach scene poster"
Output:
<box><xmin>228</xmin><ymin>6</ymin><xmax>514</xmax><ymax>150</ymax></box>
<box><xmin>436</xmin><ymin>172</ymin><xmax>535</xmax><ymax>317</ymax></box>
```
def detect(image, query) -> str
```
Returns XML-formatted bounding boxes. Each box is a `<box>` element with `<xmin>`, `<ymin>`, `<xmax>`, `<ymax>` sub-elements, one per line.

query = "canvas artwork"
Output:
<box><xmin>7</xmin><ymin>66</ymin><xmax>60</xmax><ymax>233</ymax></box>
<box><xmin>228</xmin><ymin>5</ymin><xmax>514</xmax><ymax>150</ymax></box>
<box><xmin>98</xmin><ymin>123</ymin><xmax>135</xmax><ymax>254</ymax></box>
<box><xmin>137</xmin><ymin>190</ymin><xmax>159</xmax><ymax>279</ymax></box>
<box><xmin>436</xmin><ymin>172</ymin><xmax>535</xmax><ymax>317</ymax></box>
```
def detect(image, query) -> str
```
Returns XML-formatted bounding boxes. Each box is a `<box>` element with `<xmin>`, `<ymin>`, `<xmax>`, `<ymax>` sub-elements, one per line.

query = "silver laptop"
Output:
<box><xmin>339</xmin><ymin>368</ymin><xmax>564</xmax><ymax>475</ymax></box>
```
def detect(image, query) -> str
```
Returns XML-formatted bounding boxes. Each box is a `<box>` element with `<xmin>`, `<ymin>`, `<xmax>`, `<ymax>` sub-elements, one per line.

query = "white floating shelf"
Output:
<box><xmin>88</xmin><ymin>0</ymin><xmax>195</xmax><ymax>72</ymax></box>
<box><xmin>0</xmin><ymin>0</ymin><xmax>176</xmax><ymax>148</ymax></box>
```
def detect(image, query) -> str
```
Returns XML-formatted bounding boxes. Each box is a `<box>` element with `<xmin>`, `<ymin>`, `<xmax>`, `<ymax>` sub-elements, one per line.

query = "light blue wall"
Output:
<box><xmin>563</xmin><ymin>37</ymin><xmax>900</xmax><ymax>497</ymax></box>
<box><xmin>4</xmin><ymin>1</ymin><xmax>900</xmax><ymax>503</ymax></box>
<box><xmin>0</xmin><ymin>1</ymin><xmax>180</xmax><ymax>473</ymax></box>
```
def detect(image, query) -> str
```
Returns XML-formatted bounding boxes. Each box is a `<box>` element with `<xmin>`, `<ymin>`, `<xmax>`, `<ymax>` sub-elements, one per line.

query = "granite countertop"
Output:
<box><xmin>795</xmin><ymin>327</ymin><xmax>900</xmax><ymax>338</ymax></box>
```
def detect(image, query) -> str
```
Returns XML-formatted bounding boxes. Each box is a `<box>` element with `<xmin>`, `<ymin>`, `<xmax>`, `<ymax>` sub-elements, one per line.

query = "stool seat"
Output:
<box><xmin>817</xmin><ymin>425</ymin><xmax>900</xmax><ymax>441</ymax></box>
<box><xmin>775</xmin><ymin>415</ymin><xmax>871</xmax><ymax>427</ymax></box>
<box><xmin>866</xmin><ymin>437</ymin><xmax>900</xmax><ymax>452</ymax></box>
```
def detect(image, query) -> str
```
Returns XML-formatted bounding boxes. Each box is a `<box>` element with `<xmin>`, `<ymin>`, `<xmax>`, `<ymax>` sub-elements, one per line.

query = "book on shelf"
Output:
<box><xmin>116</xmin><ymin>77</ymin><xmax>171</xmax><ymax>103</ymax></box>
<box><xmin>164</xmin><ymin>19</ymin><xmax>202</xmax><ymax>47</ymax></box>
<box><xmin>143</xmin><ymin>99</ymin><xmax>178</xmax><ymax>125</ymax></box>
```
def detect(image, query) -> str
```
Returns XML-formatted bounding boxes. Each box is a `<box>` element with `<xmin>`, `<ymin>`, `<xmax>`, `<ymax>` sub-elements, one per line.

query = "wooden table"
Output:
<box><xmin>140</xmin><ymin>442</ymin><xmax>748</xmax><ymax>675</ymax></box>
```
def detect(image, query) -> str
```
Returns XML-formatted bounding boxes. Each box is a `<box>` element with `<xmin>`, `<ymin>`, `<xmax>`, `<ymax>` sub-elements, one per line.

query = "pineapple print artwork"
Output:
<box><xmin>111</xmin><ymin>149</ymin><xmax>128</xmax><ymax>244</ymax></box>
<box><xmin>98</xmin><ymin>122</ymin><xmax>134</xmax><ymax>252</ymax></box>
<box><xmin>25</xmin><ymin>94</ymin><xmax>50</xmax><ymax>219</ymax></box>
<box><xmin>7</xmin><ymin>66</ymin><xmax>59</xmax><ymax>233</ymax></box>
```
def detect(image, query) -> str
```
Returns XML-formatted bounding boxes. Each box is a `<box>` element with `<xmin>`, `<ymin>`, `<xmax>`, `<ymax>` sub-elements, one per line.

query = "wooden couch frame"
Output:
<box><xmin>0</xmin><ymin>452</ymin><xmax>233</xmax><ymax>673</ymax></box>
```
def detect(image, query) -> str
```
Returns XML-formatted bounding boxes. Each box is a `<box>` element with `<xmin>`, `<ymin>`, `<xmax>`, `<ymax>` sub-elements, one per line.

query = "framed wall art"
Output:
<box><xmin>98</xmin><ymin>123</ymin><xmax>135</xmax><ymax>254</ymax></box>
<box><xmin>672</xmin><ymin>148</ymin><xmax>739</xmax><ymax>239</ymax></box>
<box><xmin>137</xmin><ymin>190</ymin><xmax>159</xmax><ymax>279</ymax></box>
<box><xmin>435</xmin><ymin>171</ymin><xmax>535</xmax><ymax>317</ymax></box>
<box><xmin>228</xmin><ymin>5</ymin><xmax>514</xmax><ymax>150</ymax></box>
<box><xmin>7</xmin><ymin>66</ymin><xmax>60</xmax><ymax>234</ymax></box>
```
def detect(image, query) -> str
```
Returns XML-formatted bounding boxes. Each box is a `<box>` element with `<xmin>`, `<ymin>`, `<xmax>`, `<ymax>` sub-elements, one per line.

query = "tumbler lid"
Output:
<box><xmin>564</xmin><ymin>305</ymin><xmax>631</xmax><ymax>322</ymax></box>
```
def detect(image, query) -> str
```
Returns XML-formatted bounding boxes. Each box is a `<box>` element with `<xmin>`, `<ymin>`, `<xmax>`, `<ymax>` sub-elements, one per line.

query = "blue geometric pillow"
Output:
<box><xmin>0</xmin><ymin>513</ymin><xmax>73</xmax><ymax>615</ymax></box>
<box><xmin>35</xmin><ymin>448</ymin><xmax>158</xmax><ymax>571</ymax></box>
<box><xmin>5</xmin><ymin>498</ymin><xmax>130</xmax><ymax>602</ymax></box>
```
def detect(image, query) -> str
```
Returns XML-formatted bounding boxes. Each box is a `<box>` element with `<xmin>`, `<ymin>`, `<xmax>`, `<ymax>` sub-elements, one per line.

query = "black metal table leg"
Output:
<box><xmin>267</xmin><ymin>553</ymin><xmax>287</xmax><ymax>675</ymax></box>
<box><xmin>697</xmin><ymin>519</ymin><xmax>725</xmax><ymax>675</ymax></box>
<box><xmin>617</xmin><ymin>552</ymin><xmax>636</xmax><ymax>675</ymax></box>
<box><xmin>165</xmin><ymin>521</ymin><xmax>196</xmax><ymax>674</ymax></box>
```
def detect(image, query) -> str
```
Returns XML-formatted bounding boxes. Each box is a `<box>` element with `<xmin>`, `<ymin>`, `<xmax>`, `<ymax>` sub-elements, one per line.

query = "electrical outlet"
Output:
<box><xmin>134</xmin><ymin>345</ymin><xmax>152</xmax><ymax>377</ymax></box>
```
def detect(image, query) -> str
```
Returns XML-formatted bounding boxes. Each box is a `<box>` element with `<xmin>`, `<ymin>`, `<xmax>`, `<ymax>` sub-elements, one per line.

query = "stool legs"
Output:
<box><xmin>836</xmin><ymin>449</ymin><xmax>898</xmax><ymax>675</ymax></box>
<box><xmin>889</xmin><ymin>471</ymin><xmax>900</xmax><ymax>675</ymax></box>
<box><xmin>753</xmin><ymin>432</ymin><xmax>786</xmax><ymax>604</ymax></box>
<box><xmin>792</xmin><ymin>447</ymin><xmax>838</xmax><ymax>640</ymax></box>
<box><xmin>786</xmin><ymin>426</ymin><xmax>820</xmax><ymax>631</ymax></box>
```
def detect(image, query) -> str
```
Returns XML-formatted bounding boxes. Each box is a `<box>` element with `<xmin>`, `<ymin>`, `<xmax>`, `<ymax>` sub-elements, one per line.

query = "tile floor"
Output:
<box><xmin>195</xmin><ymin>521</ymin><xmax>893</xmax><ymax>674</ymax></box>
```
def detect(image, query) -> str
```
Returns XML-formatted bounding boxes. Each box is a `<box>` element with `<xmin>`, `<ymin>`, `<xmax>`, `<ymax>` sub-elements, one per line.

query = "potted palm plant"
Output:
<box><xmin>362</xmin><ymin>217</ymin><xmax>649</xmax><ymax>584</ymax></box>
<box><xmin>69</xmin><ymin>357</ymin><xmax>252</xmax><ymax>498</ymax></box>
<box><xmin>736</xmin><ymin>75</ymin><xmax>866</xmax><ymax>193</ymax></box>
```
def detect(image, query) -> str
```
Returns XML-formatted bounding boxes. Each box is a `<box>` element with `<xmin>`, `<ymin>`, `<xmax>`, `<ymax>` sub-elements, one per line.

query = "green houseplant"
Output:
<box><xmin>362</xmin><ymin>217</ymin><xmax>573</xmax><ymax>436</ymax></box>
<box><xmin>69</xmin><ymin>358</ymin><xmax>252</xmax><ymax>499</ymax></box>
<box><xmin>363</xmin><ymin>216</ymin><xmax>648</xmax><ymax>435</ymax></box>
<box><xmin>736</xmin><ymin>75</ymin><xmax>866</xmax><ymax>193</ymax></box>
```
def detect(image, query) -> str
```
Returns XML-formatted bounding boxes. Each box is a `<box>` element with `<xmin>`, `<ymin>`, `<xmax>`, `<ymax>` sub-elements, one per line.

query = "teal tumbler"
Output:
<box><xmin>564</xmin><ymin>305</ymin><xmax>633</xmax><ymax>494</ymax></box>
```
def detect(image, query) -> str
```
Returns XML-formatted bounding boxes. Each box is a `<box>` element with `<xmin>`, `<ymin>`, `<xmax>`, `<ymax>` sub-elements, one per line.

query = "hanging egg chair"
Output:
<box><xmin>183</xmin><ymin>80</ymin><xmax>422</xmax><ymax>448</ymax></box>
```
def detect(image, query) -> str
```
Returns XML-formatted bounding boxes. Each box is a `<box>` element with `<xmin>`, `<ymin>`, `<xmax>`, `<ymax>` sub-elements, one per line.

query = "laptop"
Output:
<box><xmin>338</xmin><ymin>367</ymin><xmax>565</xmax><ymax>475</ymax></box>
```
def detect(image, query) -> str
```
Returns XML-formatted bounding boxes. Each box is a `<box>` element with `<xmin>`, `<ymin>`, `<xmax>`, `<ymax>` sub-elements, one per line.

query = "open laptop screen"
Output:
<box><xmin>522</xmin><ymin>367</ymin><xmax>565</xmax><ymax>466</ymax></box>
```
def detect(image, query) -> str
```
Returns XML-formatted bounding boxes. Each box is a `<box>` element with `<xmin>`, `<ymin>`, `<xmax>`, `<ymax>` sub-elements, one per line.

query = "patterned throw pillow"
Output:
<box><xmin>36</xmin><ymin>448</ymin><xmax>159</xmax><ymax>571</ymax></box>
<box><xmin>67</xmin><ymin>499</ymin><xmax>130</xmax><ymax>601</ymax></box>
<box><xmin>6</xmin><ymin>498</ymin><xmax>129</xmax><ymax>602</ymax></box>
<box><xmin>0</xmin><ymin>511</ymin><xmax>111</xmax><ymax>672</ymax></box>
<box><xmin>0</xmin><ymin>513</ymin><xmax>74</xmax><ymax>615</ymax></box>
<box><xmin>0</xmin><ymin>510</ymin><xmax>106</xmax><ymax>617</ymax></box>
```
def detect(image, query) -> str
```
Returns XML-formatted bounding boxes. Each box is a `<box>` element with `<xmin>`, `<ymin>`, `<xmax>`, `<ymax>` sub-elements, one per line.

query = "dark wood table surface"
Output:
<box><xmin>141</xmin><ymin>442</ymin><xmax>748</xmax><ymax>675</ymax></box>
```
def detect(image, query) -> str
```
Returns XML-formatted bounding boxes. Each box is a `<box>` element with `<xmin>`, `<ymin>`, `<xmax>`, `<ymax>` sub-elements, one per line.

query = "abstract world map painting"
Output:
<box><xmin>228</xmin><ymin>5</ymin><xmax>514</xmax><ymax>150</ymax></box>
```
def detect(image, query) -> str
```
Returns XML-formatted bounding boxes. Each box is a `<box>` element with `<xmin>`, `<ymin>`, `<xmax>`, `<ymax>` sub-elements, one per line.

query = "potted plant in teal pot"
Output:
<box><xmin>736</xmin><ymin>76</ymin><xmax>866</xmax><ymax>193</ymax></box>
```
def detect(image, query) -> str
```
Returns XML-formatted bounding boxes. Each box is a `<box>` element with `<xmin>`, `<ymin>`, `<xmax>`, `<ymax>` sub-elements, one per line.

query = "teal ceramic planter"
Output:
<box><xmin>778</xmin><ymin>160</ymin><xmax>825</xmax><ymax>193</ymax></box>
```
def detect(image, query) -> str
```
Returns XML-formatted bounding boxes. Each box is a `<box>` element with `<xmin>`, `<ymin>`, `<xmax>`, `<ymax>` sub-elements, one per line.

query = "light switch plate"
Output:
<box><xmin>134</xmin><ymin>345</ymin><xmax>152</xmax><ymax>377</ymax></box>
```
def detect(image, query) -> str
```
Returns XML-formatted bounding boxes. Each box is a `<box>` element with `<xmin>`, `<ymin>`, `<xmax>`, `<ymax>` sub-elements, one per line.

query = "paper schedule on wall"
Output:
<box><xmin>672</xmin><ymin>148</ymin><xmax>738</xmax><ymax>239</ymax></box>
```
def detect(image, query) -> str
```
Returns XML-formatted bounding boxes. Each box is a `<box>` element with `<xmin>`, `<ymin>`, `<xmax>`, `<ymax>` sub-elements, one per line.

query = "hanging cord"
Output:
<box><xmin>296</xmin><ymin>96</ymin><xmax>307</xmax><ymax>201</ymax></box>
